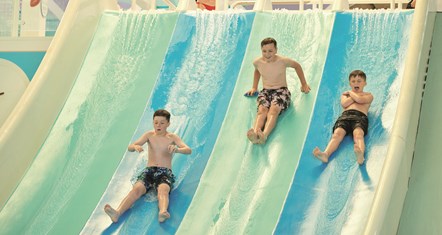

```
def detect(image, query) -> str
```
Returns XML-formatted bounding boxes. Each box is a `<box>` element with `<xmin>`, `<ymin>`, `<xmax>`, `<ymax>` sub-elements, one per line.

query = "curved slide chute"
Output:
<box><xmin>0</xmin><ymin>11</ymin><xmax>179</xmax><ymax>234</ymax></box>
<box><xmin>82</xmin><ymin>11</ymin><xmax>255</xmax><ymax>234</ymax></box>
<box><xmin>275</xmin><ymin>11</ymin><xmax>414</xmax><ymax>234</ymax></box>
<box><xmin>0</xmin><ymin>1</ymin><xmax>119</xmax><ymax>208</ymax></box>
<box><xmin>177</xmin><ymin>11</ymin><xmax>333</xmax><ymax>235</ymax></box>
<box><xmin>0</xmin><ymin>1</ymin><xmax>429</xmax><ymax>234</ymax></box>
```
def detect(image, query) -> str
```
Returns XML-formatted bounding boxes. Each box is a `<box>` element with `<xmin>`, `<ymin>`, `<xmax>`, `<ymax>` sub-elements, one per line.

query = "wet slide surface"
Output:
<box><xmin>275</xmin><ymin>11</ymin><xmax>413</xmax><ymax>235</ymax></box>
<box><xmin>81</xmin><ymin>12</ymin><xmax>255</xmax><ymax>234</ymax></box>
<box><xmin>0</xmin><ymin>11</ymin><xmax>178</xmax><ymax>234</ymax></box>
<box><xmin>177</xmin><ymin>11</ymin><xmax>333</xmax><ymax>235</ymax></box>
<box><xmin>0</xmin><ymin>9</ymin><xmax>418</xmax><ymax>235</ymax></box>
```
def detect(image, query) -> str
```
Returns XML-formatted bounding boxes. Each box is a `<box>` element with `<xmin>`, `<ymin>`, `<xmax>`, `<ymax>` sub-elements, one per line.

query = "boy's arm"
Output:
<box><xmin>341</xmin><ymin>92</ymin><xmax>355</xmax><ymax>108</ymax></box>
<box><xmin>246</xmin><ymin>63</ymin><xmax>261</xmax><ymax>95</ymax></box>
<box><xmin>128</xmin><ymin>132</ymin><xmax>150</xmax><ymax>152</ymax></box>
<box><xmin>170</xmin><ymin>134</ymin><xmax>192</xmax><ymax>155</ymax></box>
<box><xmin>348</xmin><ymin>91</ymin><xmax>373</xmax><ymax>104</ymax></box>
<box><xmin>287</xmin><ymin>59</ymin><xmax>310</xmax><ymax>94</ymax></box>
<box><xmin>253</xmin><ymin>68</ymin><xmax>260</xmax><ymax>90</ymax></box>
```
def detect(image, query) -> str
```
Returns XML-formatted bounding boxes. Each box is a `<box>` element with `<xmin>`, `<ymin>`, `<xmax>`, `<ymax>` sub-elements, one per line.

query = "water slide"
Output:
<box><xmin>81</xmin><ymin>11</ymin><xmax>255</xmax><ymax>234</ymax></box>
<box><xmin>274</xmin><ymin>11</ymin><xmax>413</xmax><ymax>234</ymax></box>
<box><xmin>0</xmin><ymin>0</ymin><xmax>438</xmax><ymax>234</ymax></box>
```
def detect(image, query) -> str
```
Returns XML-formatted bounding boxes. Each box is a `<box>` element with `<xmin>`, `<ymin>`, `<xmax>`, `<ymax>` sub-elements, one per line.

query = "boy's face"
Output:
<box><xmin>349</xmin><ymin>75</ymin><xmax>366</xmax><ymax>92</ymax></box>
<box><xmin>153</xmin><ymin>116</ymin><xmax>170</xmax><ymax>134</ymax></box>
<box><xmin>261</xmin><ymin>43</ymin><xmax>277</xmax><ymax>62</ymax></box>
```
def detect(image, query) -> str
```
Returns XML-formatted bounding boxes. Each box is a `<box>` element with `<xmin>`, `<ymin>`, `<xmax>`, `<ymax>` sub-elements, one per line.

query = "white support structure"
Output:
<box><xmin>20</xmin><ymin>0</ymin><xmax>46</xmax><ymax>37</ymax></box>
<box><xmin>363</xmin><ymin>0</ymin><xmax>436</xmax><ymax>233</ymax></box>
<box><xmin>47</xmin><ymin>0</ymin><xmax>64</xmax><ymax>19</ymax></box>
<box><xmin>176</xmin><ymin>0</ymin><xmax>198</xmax><ymax>11</ymax></box>
<box><xmin>131</xmin><ymin>0</ymin><xmax>155</xmax><ymax>10</ymax></box>
<box><xmin>11</xmin><ymin>0</ymin><xmax>20</xmax><ymax>36</ymax></box>
<box><xmin>253</xmin><ymin>0</ymin><xmax>273</xmax><ymax>11</ymax></box>
<box><xmin>332</xmin><ymin>0</ymin><xmax>349</xmax><ymax>10</ymax></box>
<box><xmin>216</xmin><ymin>0</ymin><xmax>230</xmax><ymax>11</ymax></box>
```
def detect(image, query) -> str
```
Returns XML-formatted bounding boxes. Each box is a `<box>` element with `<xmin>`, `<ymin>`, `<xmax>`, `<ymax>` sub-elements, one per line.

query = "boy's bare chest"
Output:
<box><xmin>258</xmin><ymin>62</ymin><xmax>286</xmax><ymax>79</ymax></box>
<box><xmin>148</xmin><ymin>136</ymin><xmax>174</xmax><ymax>153</ymax></box>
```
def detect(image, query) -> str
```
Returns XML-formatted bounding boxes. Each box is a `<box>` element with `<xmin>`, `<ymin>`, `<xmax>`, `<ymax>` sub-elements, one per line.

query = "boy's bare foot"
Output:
<box><xmin>104</xmin><ymin>204</ymin><xmax>120</xmax><ymax>223</ymax></box>
<box><xmin>354</xmin><ymin>145</ymin><xmax>365</xmax><ymax>165</ymax></box>
<box><xmin>312</xmin><ymin>147</ymin><xmax>329</xmax><ymax>163</ymax></box>
<box><xmin>247</xmin><ymin>128</ymin><xmax>259</xmax><ymax>144</ymax></box>
<box><xmin>158</xmin><ymin>211</ymin><xmax>170</xmax><ymax>223</ymax></box>
<box><xmin>256</xmin><ymin>131</ymin><xmax>267</xmax><ymax>144</ymax></box>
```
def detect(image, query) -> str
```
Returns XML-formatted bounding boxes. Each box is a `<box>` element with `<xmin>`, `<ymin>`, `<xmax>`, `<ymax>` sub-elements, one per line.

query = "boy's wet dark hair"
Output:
<box><xmin>153</xmin><ymin>109</ymin><xmax>171</xmax><ymax>122</ymax></box>
<box><xmin>349</xmin><ymin>70</ymin><xmax>367</xmax><ymax>81</ymax></box>
<box><xmin>261</xmin><ymin>37</ymin><xmax>277</xmax><ymax>48</ymax></box>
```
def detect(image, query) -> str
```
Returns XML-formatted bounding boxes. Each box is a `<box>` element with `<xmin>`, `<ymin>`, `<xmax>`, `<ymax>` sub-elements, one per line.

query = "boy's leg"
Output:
<box><xmin>353</xmin><ymin>127</ymin><xmax>365</xmax><ymax>165</ymax></box>
<box><xmin>259</xmin><ymin>104</ymin><xmax>281</xmax><ymax>144</ymax></box>
<box><xmin>313</xmin><ymin>128</ymin><xmax>346</xmax><ymax>163</ymax></box>
<box><xmin>248</xmin><ymin>106</ymin><xmax>268</xmax><ymax>144</ymax></box>
<box><xmin>104</xmin><ymin>181</ymin><xmax>146</xmax><ymax>223</ymax></box>
<box><xmin>157</xmin><ymin>183</ymin><xmax>171</xmax><ymax>222</ymax></box>
<box><xmin>254</xmin><ymin>105</ymin><xmax>268</xmax><ymax>133</ymax></box>
<box><xmin>247</xmin><ymin>129</ymin><xmax>259</xmax><ymax>144</ymax></box>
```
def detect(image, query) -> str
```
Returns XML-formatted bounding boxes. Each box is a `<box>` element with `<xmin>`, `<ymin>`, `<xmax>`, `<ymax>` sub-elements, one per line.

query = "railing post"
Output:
<box><xmin>332</xmin><ymin>0</ymin><xmax>349</xmax><ymax>11</ymax></box>
<box><xmin>390</xmin><ymin>0</ymin><xmax>396</xmax><ymax>9</ymax></box>
<box><xmin>253</xmin><ymin>0</ymin><xmax>273</xmax><ymax>11</ymax></box>
<box><xmin>176</xmin><ymin>0</ymin><xmax>197</xmax><ymax>10</ymax></box>
<box><xmin>215</xmin><ymin>0</ymin><xmax>229</xmax><ymax>11</ymax></box>
<box><xmin>150</xmin><ymin>0</ymin><xmax>157</xmax><ymax>10</ymax></box>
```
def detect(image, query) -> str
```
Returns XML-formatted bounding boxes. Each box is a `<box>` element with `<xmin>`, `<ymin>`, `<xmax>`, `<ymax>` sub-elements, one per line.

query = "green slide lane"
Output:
<box><xmin>0</xmin><ymin>12</ymin><xmax>178</xmax><ymax>235</ymax></box>
<box><xmin>177</xmin><ymin>11</ymin><xmax>333</xmax><ymax>235</ymax></box>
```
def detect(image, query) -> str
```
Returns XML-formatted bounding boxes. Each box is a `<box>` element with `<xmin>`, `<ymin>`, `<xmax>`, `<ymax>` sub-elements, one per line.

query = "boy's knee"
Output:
<box><xmin>257</xmin><ymin>106</ymin><xmax>269</xmax><ymax>115</ymax></box>
<box><xmin>353</xmin><ymin>128</ymin><xmax>364</xmax><ymax>138</ymax></box>
<box><xmin>332</xmin><ymin>128</ymin><xmax>346</xmax><ymax>139</ymax></box>
<box><xmin>268</xmin><ymin>105</ymin><xmax>281</xmax><ymax>115</ymax></box>
<box><xmin>132</xmin><ymin>184</ymin><xmax>146</xmax><ymax>197</ymax></box>
<box><xmin>157</xmin><ymin>184</ymin><xmax>170</xmax><ymax>195</ymax></box>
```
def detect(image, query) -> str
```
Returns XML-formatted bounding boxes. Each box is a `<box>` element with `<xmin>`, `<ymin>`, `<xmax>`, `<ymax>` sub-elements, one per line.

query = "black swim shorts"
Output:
<box><xmin>332</xmin><ymin>109</ymin><xmax>369</xmax><ymax>136</ymax></box>
<box><xmin>136</xmin><ymin>166</ymin><xmax>175</xmax><ymax>193</ymax></box>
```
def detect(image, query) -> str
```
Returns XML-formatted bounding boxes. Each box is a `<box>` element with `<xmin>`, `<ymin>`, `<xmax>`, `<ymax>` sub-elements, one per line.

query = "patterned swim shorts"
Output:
<box><xmin>257</xmin><ymin>87</ymin><xmax>291</xmax><ymax>114</ymax></box>
<box><xmin>136</xmin><ymin>166</ymin><xmax>175</xmax><ymax>193</ymax></box>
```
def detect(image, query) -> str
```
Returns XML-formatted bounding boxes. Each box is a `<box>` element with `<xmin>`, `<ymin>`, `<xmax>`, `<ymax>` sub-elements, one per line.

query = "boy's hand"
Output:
<box><xmin>133</xmin><ymin>145</ymin><xmax>144</xmax><ymax>153</ymax></box>
<box><xmin>245</xmin><ymin>88</ymin><xmax>258</xmax><ymax>96</ymax></box>
<box><xmin>168</xmin><ymin>145</ymin><xmax>178</xmax><ymax>154</ymax></box>
<box><xmin>301</xmin><ymin>84</ymin><xmax>311</xmax><ymax>94</ymax></box>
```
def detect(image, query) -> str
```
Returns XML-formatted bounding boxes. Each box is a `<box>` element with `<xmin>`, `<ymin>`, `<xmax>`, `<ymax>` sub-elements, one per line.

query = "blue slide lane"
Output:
<box><xmin>81</xmin><ymin>12</ymin><xmax>255</xmax><ymax>234</ymax></box>
<box><xmin>275</xmin><ymin>11</ymin><xmax>413</xmax><ymax>235</ymax></box>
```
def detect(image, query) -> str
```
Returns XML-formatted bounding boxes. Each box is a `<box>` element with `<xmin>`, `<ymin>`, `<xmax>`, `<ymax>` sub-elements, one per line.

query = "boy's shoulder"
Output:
<box><xmin>143</xmin><ymin>130</ymin><xmax>155</xmax><ymax>137</ymax></box>
<box><xmin>253</xmin><ymin>57</ymin><xmax>263</xmax><ymax>64</ymax></box>
<box><xmin>277</xmin><ymin>55</ymin><xmax>296</xmax><ymax>63</ymax></box>
<box><xmin>166</xmin><ymin>132</ymin><xmax>181</xmax><ymax>139</ymax></box>
<box><xmin>362</xmin><ymin>91</ymin><xmax>373</xmax><ymax>96</ymax></box>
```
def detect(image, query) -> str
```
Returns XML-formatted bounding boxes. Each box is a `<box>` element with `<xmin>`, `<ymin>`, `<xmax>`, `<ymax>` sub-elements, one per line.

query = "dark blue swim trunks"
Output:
<box><xmin>333</xmin><ymin>109</ymin><xmax>369</xmax><ymax>135</ymax></box>
<box><xmin>257</xmin><ymin>87</ymin><xmax>291</xmax><ymax>114</ymax></box>
<box><xmin>136</xmin><ymin>166</ymin><xmax>175</xmax><ymax>193</ymax></box>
